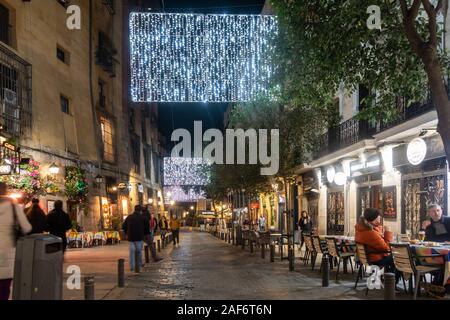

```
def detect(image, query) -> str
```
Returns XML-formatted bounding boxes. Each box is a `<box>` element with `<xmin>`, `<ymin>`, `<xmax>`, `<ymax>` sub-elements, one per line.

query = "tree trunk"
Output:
<box><xmin>421</xmin><ymin>52</ymin><xmax>450</xmax><ymax>161</ymax></box>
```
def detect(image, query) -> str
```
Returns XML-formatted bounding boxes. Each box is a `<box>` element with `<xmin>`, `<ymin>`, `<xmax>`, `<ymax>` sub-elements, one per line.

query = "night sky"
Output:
<box><xmin>148</xmin><ymin>0</ymin><xmax>266</xmax><ymax>150</ymax></box>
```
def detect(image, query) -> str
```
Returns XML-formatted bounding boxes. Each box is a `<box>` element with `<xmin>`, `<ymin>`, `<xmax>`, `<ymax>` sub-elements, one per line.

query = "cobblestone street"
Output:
<box><xmin>103</xmin><ymin>231</ymin><xmax>384</xmax><ymax>300</ymax></box>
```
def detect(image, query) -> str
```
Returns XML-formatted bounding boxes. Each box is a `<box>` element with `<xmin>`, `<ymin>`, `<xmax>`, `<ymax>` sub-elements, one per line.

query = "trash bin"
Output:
<box><xmin>13</xmin><ymin>234</ymin><xmax>64</xmax><ymax>300</ymax></box>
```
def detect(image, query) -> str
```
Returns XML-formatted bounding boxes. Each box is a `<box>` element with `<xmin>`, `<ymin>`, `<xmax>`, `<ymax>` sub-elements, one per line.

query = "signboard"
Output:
<box><xmin>393</xmin><ymin>135</ymin><xmax>445</xmax><ymax>168</ymax></box>
<box><xmin>407</xmin><ymin>138</ymin><xmax>427</xmax><ymax>165</ymax></box>
<box><xmin>383</xmin><ymin>186</ymin><xmax>397</xmax><ymax>220</ymax></box>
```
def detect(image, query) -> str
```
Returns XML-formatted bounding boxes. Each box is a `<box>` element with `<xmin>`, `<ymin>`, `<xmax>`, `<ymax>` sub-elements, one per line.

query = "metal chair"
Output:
<box><xmin>390</xmin><ymin>243</ymin><xmax>443</xmax><ymax>300</ymax></box>
<box><xmin>326</xmin><ymin>237</ymin><xmax>355</xmax><ymax>280</ymax></box>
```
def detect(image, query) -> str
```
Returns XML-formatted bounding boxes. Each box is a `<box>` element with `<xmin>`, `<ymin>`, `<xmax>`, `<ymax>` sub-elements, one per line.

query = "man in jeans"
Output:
<box><xmin>170</xmin><ymin>214</ymin><xmax>181</xmax><ymax>246</ymax></box>
<box><xmin>122</xmin><ymin>205</ymin><xmax>148</xmax><ymax>272</ymax></box>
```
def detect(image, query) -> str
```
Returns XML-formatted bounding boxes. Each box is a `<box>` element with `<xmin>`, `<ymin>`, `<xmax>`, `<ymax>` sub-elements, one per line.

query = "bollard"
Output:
<box><xmin>144</xmin><ymin>245</ymin><xmax>150</xmax><ymax>264</ymax></box>
<box><xmin>118</xmin><ymin>259</ymin><xmax>125</xmax><ymax>288</ymax></box>
<box><xmin>270</xmin><ymin>244</ymin><xmax>275</xmax><ymax>262</ymax></box>
<box><xmin>228</xmin><ymin>232</ymin><xmax>231</xmax><ymax>244</ymax></box>
<box><xmin>157</xmin><ymin>239</ymin><xmax>161</xmax><ymax>252</ymax></box>
<box><xmin>261</xmin><ymin>244</ymin><xmax>265</xmax><ymax>259</ymax></box>
<box><xmin>84</xmin><ymin>276</ymin><xmax>95</xmax><ymax>300</ymax></box>
<box><xmin>153</xmin><ymin>242</ymin><xmax>157</xmax><ymax>254</ymax></box>
<box><xmin>322</xmin><ymin>256</ymin><xmax>330</xmax><ymax>287</ymax></box>
<box><xmin>384</xmin><ymin>273</ymin><xmax>396</xmax><ymax>300</ymax></box>
<box><xmin>224</xmin><ymin>233</ymin><xmax>227</xmax><ymax>242</ymax></box>
<box><xmin>232</xmin><ymin>232</ymin><xmax>235</xmax><ymax>245</ymax></box>
<box><xmin>242</xmin><ymin>239</ymin><xmax>245</xmax><ymax>250</ymax></box>
<box><xmin>162</xmin><ymin>237</ymin><xmax>165</xmax><ymax>249</ymax></box>
<box><xmin>134</xmin><ymin>248</ymin><xmax>140</xmax><ymax>273</ymax></box>
<box><xmin>289</xmin><ymin>248</ymin><xmax>294</xmax><ymax>271</ymax></box>
<box><xmin>250</xmin><ymin>240</ymin><xmax>254</xmax><ymax>254</ymax></box>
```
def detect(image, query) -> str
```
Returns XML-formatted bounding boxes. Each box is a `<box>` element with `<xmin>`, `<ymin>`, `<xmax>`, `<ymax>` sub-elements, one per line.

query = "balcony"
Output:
<box><xmin>0</xmin><ymin>43</ymin><xmax>32</xmax><ymax>138</ymax></box>
<box><xmin>313</xmin><ymin>83</ymin><xmax>449</xmax><ymax>159</ymax></box>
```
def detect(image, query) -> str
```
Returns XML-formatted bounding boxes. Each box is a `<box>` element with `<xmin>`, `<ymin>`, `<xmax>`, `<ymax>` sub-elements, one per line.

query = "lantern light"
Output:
<box><xmin>49</xmin><ymin>163</ymin><xmax>60</xmax><ymax>174</ymax></box>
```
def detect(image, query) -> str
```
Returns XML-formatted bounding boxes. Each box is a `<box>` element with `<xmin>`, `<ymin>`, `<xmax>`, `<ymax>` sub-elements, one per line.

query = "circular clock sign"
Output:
<box><xmin>407</xmin><ymin>138</ymin><xmax>427</xmax><ymax>165</ymax></box>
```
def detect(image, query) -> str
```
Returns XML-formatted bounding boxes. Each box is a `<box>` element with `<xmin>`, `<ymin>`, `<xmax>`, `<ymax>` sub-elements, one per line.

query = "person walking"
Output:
<box><xmin>158</xmin><ymin>214</ymin><xmax>168</xmax><ymax>244</ymax></box>
<box><xmin>0</xmin><ymin>182</ymin><xmax>32</xmax><ymax>300</ymax></box>
<box><xmin>143</xmin><ymin>209</ymin><xmax>163</xmax><ymax>262</ymax></box>
<box><xmin>258</xmin><ymin>214</ymin><xmax>266</xmax><ymax>231</ymax></box>
<box><xmin>298</xmin><ymin>211</ymin><xmax>312</xmax><ymax>251</ymax></box>
<box><xmin>26</xmin><ymin>198</ymin><xmax>48</xmax><ymax>234</ymax></box>
<box><xmin>170</xmin><ymin>214</ymin><xmax>181</xmax><ymax>246</ymax></box>
<box><xmin>122</xmin><ymin>205</ymin><xmax>148</xmax><ymax>272</ymax></box>
<box><xmin>46</xmin><ymin>200</ymin><xmax>72</xmax><ymax>253</ymax></box>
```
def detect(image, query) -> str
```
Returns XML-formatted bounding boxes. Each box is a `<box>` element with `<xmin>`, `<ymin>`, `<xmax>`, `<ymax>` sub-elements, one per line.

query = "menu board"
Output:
<box><xmin>383</xmin><ymin>187</ymin><xmax>397</xmax><ymax>220</ymax></box>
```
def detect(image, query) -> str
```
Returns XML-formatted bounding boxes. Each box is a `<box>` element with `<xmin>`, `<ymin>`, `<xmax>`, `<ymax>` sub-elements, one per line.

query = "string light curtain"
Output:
<box><xmin>163</xmin><ymin>157</ymin><xmax>211</xmax><ymax>186</ymax></box>
<box><xmin>130</xmin><ymin>13</ymin><xmax>278</xmax><ymax>102</ymax></box>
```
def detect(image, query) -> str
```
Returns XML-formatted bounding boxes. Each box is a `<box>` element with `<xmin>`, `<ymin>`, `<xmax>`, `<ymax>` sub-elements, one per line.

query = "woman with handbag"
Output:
<box><xmin>0</xmin><ymin>182</ymin><xmax>32</xmax><ymax>300</ymax></box>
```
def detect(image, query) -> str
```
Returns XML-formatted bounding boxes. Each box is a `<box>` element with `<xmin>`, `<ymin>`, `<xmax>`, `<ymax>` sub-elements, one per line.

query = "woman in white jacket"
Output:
<box><xmin>0</xmin><ymin>182</ymin><xmax>32</xmax><ymax>300</ymax></box>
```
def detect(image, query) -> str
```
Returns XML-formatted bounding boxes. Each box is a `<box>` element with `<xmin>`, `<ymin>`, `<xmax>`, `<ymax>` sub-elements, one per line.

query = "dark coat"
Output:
<box><xmin>27</xmin><ymin>205</ymin><xmax>48</xmax><ymax>234</ymax></box>
<box><xmin>299</xmin><ymin>217</ymin><xmax>312</xmax><ymax>233</ymax></box>
<box><xmin>46</xmin><ymin>209</ymin><xmax>72</xmax><ymax>241</ymax></box>
<box><xmin>425</xmin><ymin>216</ymin><xmax>450</xmax><ymax>242</ymax></box>
<box><xmin>122</xmin><ymin>212</ymin><xmax>150</xmax><ymax>242</ymax></box>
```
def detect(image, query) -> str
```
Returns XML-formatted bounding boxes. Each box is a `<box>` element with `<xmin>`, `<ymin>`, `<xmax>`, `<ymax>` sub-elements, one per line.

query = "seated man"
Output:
<box><xmin>422</xmin><ymin>204</ymin><xmax>450</xmax><ymax>242</ymax></box>
<box><xmin>355</xmin><ymin>208</ymin><xmax>394</xmax><ymax>272</ymax></box>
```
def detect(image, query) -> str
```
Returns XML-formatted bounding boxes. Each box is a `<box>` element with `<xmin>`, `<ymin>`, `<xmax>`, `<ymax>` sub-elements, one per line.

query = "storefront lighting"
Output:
<box><xmin>148</xmin><ymin>198</ymin><xmax>154</xmax><ymax>204</ymax></box>
<box><xmin>190</xmin><ymin>206</ymin><xmax>195</xmax><ymax>210</ymax></box>
<box><xmin>326</xmin><ymin>166</ymin><xmax>335</xmax><ymax>184</ymax></box>
<box><xmin>334</xmin><ymin>172</ymin><xmax>347</xmax><ymax>186</ymax></box>
<box><xmin>158</xmin><ymin>201</ymin><xmax>163</xmax><ymax>206</ymax></box>
<box><xmin>112</xmin><ymin>186</ymin><xmax>118</xmax><ymax>192</ymax></box>
<box><xmin>8</xmin><ymin>192</ymin><xmax>22</xmax><ymax>200</ymax></box>
<box><xmin>407</xmin><ymin>137</ymin><xmax>427</xmax><ymax>165</ymax></box>
<box><xmin>170</xmin><ymin>200</ymin><xmax>175</xmax><ymax>206</ymax></box>
<box><xmin>49</xmin><ymin>163</ymin><xmax>60</xmax><ymax>174</ymax></box>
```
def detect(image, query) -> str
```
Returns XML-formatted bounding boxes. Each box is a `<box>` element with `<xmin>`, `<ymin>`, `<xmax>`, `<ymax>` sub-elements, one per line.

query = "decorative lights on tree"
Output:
<box><xmin>130</xmin><ymin>13</ymin><xmax>278</xmax><ymax>102</ymax></box>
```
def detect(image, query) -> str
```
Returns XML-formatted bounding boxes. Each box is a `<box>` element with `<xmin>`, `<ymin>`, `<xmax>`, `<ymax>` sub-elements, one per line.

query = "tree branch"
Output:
<box><xmin>400</xmin><ymin>0</ymin><xmax>426</xmax><ymax>55</ymax></box>
<box><xmin>421</xmin><ymin>0</ymin><xmax>438</xmax><ymax>47</ymax></box>
<box><xmin>435</xmin><ymin>0</ymin><xmax>443</xmax><ymax>13</ymax></box>
<box><xmin>410</xmin><ymin>0</ymin><xmax>422</xmax><ymax>19</ymax></box>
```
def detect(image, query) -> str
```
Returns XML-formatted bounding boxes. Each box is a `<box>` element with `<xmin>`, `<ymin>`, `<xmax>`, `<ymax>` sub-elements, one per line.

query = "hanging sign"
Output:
<box><xmin>407</xmin><ymin>138</ymin><xmax>427</xmax><ymax>165</ymax></box>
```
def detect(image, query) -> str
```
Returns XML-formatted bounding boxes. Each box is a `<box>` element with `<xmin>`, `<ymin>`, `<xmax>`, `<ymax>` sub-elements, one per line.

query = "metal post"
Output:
<box><xmin>84</xmin><ymin>276</ymin><xmax>95</xmax><ymax>300</ymax></box>
<box><xmin>228</xmin><ymin>231</ymin><xmax>231</xmax><ymax>244</ymax></box>
<box><xmin>162</xmin><ymin>237</ymin><xmax>165</xmax><ymax>249</ymax></box>
<box><xmin>144</xmin><ymin>245</ymin><xmax>150</xmax><ymax>264</ymax></box>
<box><xmin>270</xmin><ymin>244</ymin><xmax>275</xmax><ymax>262</ymax></box>
<box><xmin>384</xmin><ymin>273</ymin><xmax>396</xmax><ymax>300</ymax></box>
<box><xmin>118</xmin><ymin>259</ymin><xmax>125</xmax><ymax>288</ymax></box>
<box><xmin>232</xmin><ymin>230</ymin><xmax>235</xmax><ymax>245</ymax></box>
<box><xmin>157</xmin><ymin>239</ymin><xmax>161</xmax><ymax>252</ymax></box>
<box><xmin>250</xmin><ymin>240</ymin><xmax>254</xmax><ymax>254</ymax></box>
<box><xmin>322</xmin><ymin>256</ymin><xmax>330</xmax><ymax>287</ymax></box>
<box><xmin>261</xmin><ymin>244</ymin><xmax>265</xmax><ymax>259</ymax></box>
<box><xmin>134</xmin><ymin>248</ymin><xmax>140</xmax><ymax>273</ymax></box>
<box><xmin>289</xmin><ymin>248</ymin><xmax>294</xmax><ymax>271</ymax></box>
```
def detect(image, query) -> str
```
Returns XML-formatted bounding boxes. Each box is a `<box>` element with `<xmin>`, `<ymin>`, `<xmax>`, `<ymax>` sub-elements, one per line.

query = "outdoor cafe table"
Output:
<box><xmin>67</xmin><ymin>231</ymin><xmax>121</xmax><ymax>248</ymax></box>
<box><xmin>411</xmin><ymin>244</ymin><xmax>450</xmax><ymax>286</ymax></box>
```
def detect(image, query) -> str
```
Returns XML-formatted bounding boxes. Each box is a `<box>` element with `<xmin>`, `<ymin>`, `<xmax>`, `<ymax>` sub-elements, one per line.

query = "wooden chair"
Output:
<box><xmin>354</xmin><ymin>243</ymin><xmax>390</xmax><ymax>296</ymax></box>
<box><xmin>312</xmin><ymin>236</ymin><xmax>328</xmax><ymax>272</ymax></box>
<box><xmin>326</xmin><ymin>237</ymin><xmax>355</xmax><ymax>280</ymax></box>
<box><xmin>390</xmin><ymin>243</ymin><xmax>443</xmax><ymax>300</ymax></box>
<box><xmin>303</xmin><ymin>234</ymin><xmax>316</xmax><ymax>267</ymax></box>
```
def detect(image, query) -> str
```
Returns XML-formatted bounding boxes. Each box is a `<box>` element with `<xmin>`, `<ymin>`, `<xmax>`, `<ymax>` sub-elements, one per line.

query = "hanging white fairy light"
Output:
<box><xmin>129</xmin><ymin>13</ymin><xmax>278</xmax><ymax>103</ymax></box>
<box><xmin>163</xmin><ymin>157</ymin><xmax>211</xmax><ymax>186</ymax></box>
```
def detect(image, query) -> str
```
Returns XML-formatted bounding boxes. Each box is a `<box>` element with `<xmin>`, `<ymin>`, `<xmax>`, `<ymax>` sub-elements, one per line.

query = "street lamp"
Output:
<box><xmin>148</xmin><ymin>198</ymin><xmax>154</xmax><ymax>205</ymax></box>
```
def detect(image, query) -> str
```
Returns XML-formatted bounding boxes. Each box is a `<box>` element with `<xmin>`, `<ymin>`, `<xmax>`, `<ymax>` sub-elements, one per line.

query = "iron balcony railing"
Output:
<box><xmin>313</xmin><ymin>81</ymin><xmax>450</xmax><ymax>159</ymax></box>
<box><xmin>0</xmin><ymin>42</ymin><xmax>32</xmax><ymax>138</ymax></box>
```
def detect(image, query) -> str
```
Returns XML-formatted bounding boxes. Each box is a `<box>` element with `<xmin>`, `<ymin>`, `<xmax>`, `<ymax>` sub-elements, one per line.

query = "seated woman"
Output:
<box><xmin>355</xmin><ymin>208</ymin><xmax>395</xmax><ymax>273</ymax></box>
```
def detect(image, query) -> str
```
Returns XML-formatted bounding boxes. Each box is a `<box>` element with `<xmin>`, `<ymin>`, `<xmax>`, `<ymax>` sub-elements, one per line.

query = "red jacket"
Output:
<box><xmin>355</xmin><ymin>217</ymin><xmax>393</xmax><ymax>262</ymax></box>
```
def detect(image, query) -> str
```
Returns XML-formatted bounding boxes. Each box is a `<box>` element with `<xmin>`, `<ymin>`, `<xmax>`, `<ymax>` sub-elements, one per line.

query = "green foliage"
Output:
<box><xmin>65</xmin><ymin>166</ymin><xmax>89</xmax><ymax>205</ymax></box>
<box><xmin>271</xmin><ymin>0</ymin><xmax>450</xmax><ymax>122</ymax></box>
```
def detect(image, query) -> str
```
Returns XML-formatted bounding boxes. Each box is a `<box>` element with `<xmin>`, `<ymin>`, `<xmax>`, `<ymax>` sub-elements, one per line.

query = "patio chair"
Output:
<box><xmin>312</xmin><ymin>236</ymin><xmax>329</xmax><ymax>272</ymax></box>
<box><xmin>354</xmin><ymin>243</ymin><xmax>391</xmax><ymax>296</ymax></box>
<box><xmin>326</xmin><ymin>237</ymin><xmax>355</xmax><ymax>280</ymax></box>
<box><xmin>390</xmin><ymin>243</ymin><xmax>443</xmax><ymax>300</ymax></box>
<box><xmin>303</xmin><ymin>234</ymin><xmax>316</xmax><ymax>268</ymax></box>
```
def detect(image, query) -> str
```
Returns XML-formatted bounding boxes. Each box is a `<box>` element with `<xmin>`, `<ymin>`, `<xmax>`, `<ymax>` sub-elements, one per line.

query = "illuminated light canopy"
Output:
<box><xmin>129</xmin><ymin>13</ymin><xmax>278</xmax><ymax>102</ymax></box>
<box><xmin>164</xmin><ymin>157</ymin><xmax>211</xmax><ymax>186</ymax></box>
<box><xmin>164</xmin><ymin>186</ymin><xmax>206</xmax><ymax>202</ymax></box>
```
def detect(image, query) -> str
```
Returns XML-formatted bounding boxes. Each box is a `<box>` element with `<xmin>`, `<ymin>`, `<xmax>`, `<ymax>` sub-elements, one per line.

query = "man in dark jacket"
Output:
<box><xmin>46</xmin><ymin>200</ymin><xmax>72</xmax><ymax>252</ymax></box>
<box><xmin>27</xmin><ymin>198</ymin><xmax>48</xmax><ymax>234</ymax></box>
<box><xmin>122</xmin><ymin>205</ymin><xmax>149</xmax><ymax>271</ymax></box>
<box><xmin>422</xmin><ymin>204</ymin><xmax>450</xmax><ymax>242</ymax></box>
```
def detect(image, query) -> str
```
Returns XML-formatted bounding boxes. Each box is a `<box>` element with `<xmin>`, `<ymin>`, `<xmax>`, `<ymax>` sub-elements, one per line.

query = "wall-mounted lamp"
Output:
<box><xmin>49</xmin><ymin>163</ymin><xmax>60</xmax><ymax>175</ymax></box>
